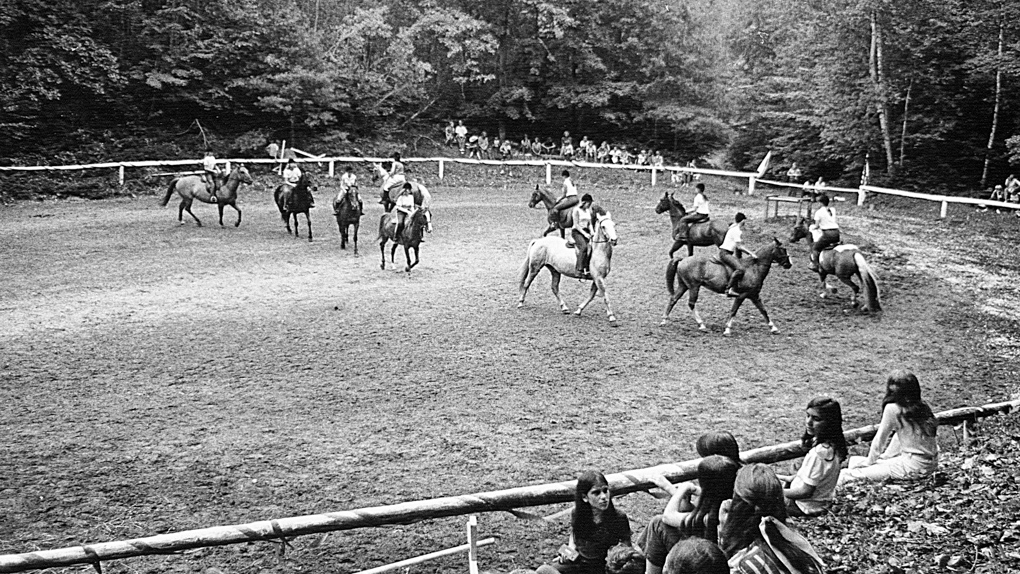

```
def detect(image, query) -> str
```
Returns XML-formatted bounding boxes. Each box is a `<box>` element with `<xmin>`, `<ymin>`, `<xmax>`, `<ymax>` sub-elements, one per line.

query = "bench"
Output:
<box><xmin>765</xmin><ymin>195</ymin><xmax>813</xmax><ymax>219</ymax></box>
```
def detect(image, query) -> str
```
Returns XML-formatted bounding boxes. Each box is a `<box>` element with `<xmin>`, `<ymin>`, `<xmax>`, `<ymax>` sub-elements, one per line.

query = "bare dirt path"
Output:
<box><xmin>1</xmin><ymin>171</ymin><xmax>1018</xmax><ymax>574</ymax></box>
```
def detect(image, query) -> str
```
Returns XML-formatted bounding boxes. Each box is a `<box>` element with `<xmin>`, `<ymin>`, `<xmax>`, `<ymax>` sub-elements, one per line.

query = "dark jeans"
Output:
<box><xmin>811</xmin><ymin>229</ymin><xmax>840</xmax><ymax>264</ymax></box>
<box><xmin>678</xmin><ymin>212</ymin><xmax>708</xmax><ymax>238</ymax></box>
<box><xmin>572</xmin><ymin>229</ymin><xmax>590</xmax><ymax>274</ymax></box>
<box><xmin>720</xmin><ymin>249</ymin><xmax>744</xmax><ymax>290</ymax></box>
<box><xmin>552</xmin><ymin>196</ymin><xmax>580</xmax><ymax>220</ymax></box>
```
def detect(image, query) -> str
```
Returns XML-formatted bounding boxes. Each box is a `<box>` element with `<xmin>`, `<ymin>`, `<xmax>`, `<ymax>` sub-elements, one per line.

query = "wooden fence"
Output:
<box><xmin>0</xmin><ymin>398</ymin><xmax>1016</xmax><ymax>574</ymax></box>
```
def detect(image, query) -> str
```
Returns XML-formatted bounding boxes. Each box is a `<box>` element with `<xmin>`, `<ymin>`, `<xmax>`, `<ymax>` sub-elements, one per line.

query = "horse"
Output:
<box><xmin>160</xmin><ymin>165</ymin><xmax>253</xmax><ymax>227</ymax></box>
<box><xmin>790</xmin><ymin>217</ymin><xmax>881</xmax><ymax>313</ymax></box>
<box><xmin>335</xmin><ymin>185</ymin><xmax>362</xmax><ymax>255</ymax></box>
<box><xmin>661</xmin><ymin>239</ymin><xmax>792</xmax><ymax>336</ymax></box>
<box><xmin>517</xmin><ymin>212</ymin><xmax>619</xmax><ymax>323</ymax></box>
<box><xmin>528</xmin><ymin>184</ymin><xmax>572</xmax><ymax>237</ymax></box>
<box><xmin>274</xmin><ymin>172</ymin><xmax>317</xmax><ymax>242</ymax></box>
<box><xmin>369</xmin><ymin>162</ymin><xmax>433</xmax><ymax>233</ymax></box>
<box><xmin>378</xmin><ymin>207</ymin><xmax>431</xmax><ymax>272</ymax></box>
<box><xmin>654</xmin><ymin>192</ymin><xmax>728</xmax><ymax>258</ymax></box>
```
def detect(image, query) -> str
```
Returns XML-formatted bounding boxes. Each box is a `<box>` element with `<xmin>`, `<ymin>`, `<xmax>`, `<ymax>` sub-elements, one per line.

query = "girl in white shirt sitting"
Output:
<box><xmin>778</xmin><ymin>397</ymin><xmax>847</xmax><ymax>517</ymax></box>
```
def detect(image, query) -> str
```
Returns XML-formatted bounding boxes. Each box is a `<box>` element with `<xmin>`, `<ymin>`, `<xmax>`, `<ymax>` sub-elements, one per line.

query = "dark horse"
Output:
<box><xmin>654</xmin><ymin>192</ymin><xmax>728</xmax><ymax>258</ymax></box>
<box><xmin>335</xmin><ymin>186</ymin><xmax>362</xmax><ymax>255</ymax></box>
<box><xmin>371</xmin><ymin>163</ymin><xmax>433</xmax><ymax>214</ymax></box>
<box><xmin>790</xmin><ymin>217</ymin><xmax>881</xmax><ymax>312</ymax></box>
<box><xmin>528</xmin><ymin>184</ymin><xmax>572</xmax><ymax>237</ymax></box>
<box><xmin>274</xmin><ymin>172</ymin><xmax>316</xmax><ymax>242</ymax></box>
<box><xmin>378</xmin><ymin>208</ymin><xmax>430</xmax><ymax>272</ymax></box>
<box><xmin>661</xmin><ymin>239</ymin><xmax>792</xmax><ymax>336</ymax></box>
<box><xmin>161</xmin><ymin>165</ymin><xmax>253</xmax><ymax>227</ymax></box>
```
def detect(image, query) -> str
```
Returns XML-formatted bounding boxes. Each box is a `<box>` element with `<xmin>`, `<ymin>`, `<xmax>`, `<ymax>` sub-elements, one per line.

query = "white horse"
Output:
<box><xmin>517</xmin><ymin>213</ymin><xmax>619</xmax><ymax>323</ymax></box>
<box><xmin>370</xmin><ymin>162</ymin><xmax>433</xmax><ymax>233</ymax></box>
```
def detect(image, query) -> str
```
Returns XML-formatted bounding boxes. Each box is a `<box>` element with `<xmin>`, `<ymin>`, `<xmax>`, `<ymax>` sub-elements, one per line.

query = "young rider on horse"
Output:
<box><xmin>388</xmin><ymin>152</ymin><xmax>407</xmax><ymax>192</ymax></box>
<box><xmin>551</xmin><ymin>169</ymin><xmax>580</xmax><ymax>226</ymax></box>
<box><xmin>719</xmin><ymin>212</ymin><xmax>757</xmax><ymax>298</ymax></box>
<box><xmin>334</xmin><ymin>165</ymin><xmax>363</xmax><ymax>216</ymax></box>
<box><xmin>677</xmin><ymin>183</ymin><xmax>709</xmax><ymax>245</ymax></box>
<box><xmin>393</xmin><ymin>183</ymin><xmax>416</xmax><ymax>240</ymax></box>
<box><xmin>809</xmin><ymin>194</ymin><xmax>840</xmax><ymax>271</ymax></box>
<box><xmin>570</xmin><ymin>194</ymin><xmax>596</xmax><ymax>278</ymax></box>
<box><xmin>202</xmin><ymin>149</ymin><xmax>222</xmax><ymax>203</ymax></box>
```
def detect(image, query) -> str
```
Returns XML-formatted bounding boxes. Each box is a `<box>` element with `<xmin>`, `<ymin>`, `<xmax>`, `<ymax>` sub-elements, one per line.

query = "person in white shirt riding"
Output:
<box><xmin>719</xmin><ymin>213</ymin><xmax>757</xmax><ymax>298</ymax></box>
<box><xmin>677</xmin><ymin>183</ymin><xmax>710</xmax><ymax>245</ymax></box>
<box><xmin>334</xmin><ymin>165</ymin><xmax>362</xmax><ymax>216</ymax></box>
<box><xmin>809</xmin><ymin>195</ymin><xmax>839</xmax><ymax>271</ymax></box>
<box><xmin>551</xmin><ymin>169</ymin><xmax>580</xmax><ymax>224</ymax></box>
<box><xmin>202</xmin><ymin>149</ymin><xmax>222</xmax><ymax>202</ymax></box>
<box><xmin>393</xmin><ymin>183</ymin><xmax>416</xmax><ymax>239</ymax></box>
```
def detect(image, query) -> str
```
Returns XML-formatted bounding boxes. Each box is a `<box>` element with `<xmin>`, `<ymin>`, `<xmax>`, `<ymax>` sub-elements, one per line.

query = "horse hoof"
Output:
<box><xmin>659</xmin><ymin>319</ymin><xmax>668</xmax><ymax>326</ymax></box>
<box><xmin>723</xmin><ymin>329</ymin><xmax>732</xmax><ymax>337</ymax></box>
<box><xmin>609</xmin><ymin>316</ymin><xmax>618</xmax><ymax>325</ymax></box>
<box><xmin>770</xmin><ymin>327</ymin><xmax>781</xmax><ymax>334</ymax></box>
<box><xmin>517</xmin><ymin>302</ymin><xmax>524</xmax><ymax>309</ymax></box>
<box><xmin>700</xmin><ymin>325</ymin><xmax>709</xmax><ymax>332</ymax></box>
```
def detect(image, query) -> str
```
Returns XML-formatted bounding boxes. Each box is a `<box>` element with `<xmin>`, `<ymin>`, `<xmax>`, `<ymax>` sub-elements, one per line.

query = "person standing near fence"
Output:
<box><xmin>444</xmin><ymin>121</ymin><xmax>455</xmax><ymax>147</ymax></box>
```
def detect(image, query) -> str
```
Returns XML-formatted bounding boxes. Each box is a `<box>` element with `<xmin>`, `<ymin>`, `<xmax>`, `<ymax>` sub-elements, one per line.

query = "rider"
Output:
<box><xmin>202</xmin><ymin>148</ymin><xmax>222</xmax><ymax>203</ymax></box>
<box><xmin>550</xmin><ymin>169</ymin><xmax>580</xmax><ymax>227</ymax></box>
<box><xmin>393</xmin><ymin>183</ymin><xmax>416</xmax><ymax>240</ymax></box>
<box><xmin>282</xmin><ymin>158</ymin><xmax>310</xmax><ymax>210</ymax></box>
<box><xmin>719</xmin><ymin>212</ymin><xmax>758</xmax><ymax>298</ymax></box>
<box><xmin>809</xmin><ymin>194</ymin><xmax>840</xmax><ymax>271</ymax></box>
<box><xmin>388</xmin><ymin>152</ymin><xmax>406</xmax><ymax>191</ymax></box>
<box><xmin>570</xmin><ymin>193</ymin><xmax>596</xmax><ymax>278</ymax></box>
<box><xmin>677</xmin><ymin>182</ymin><xmax>710</xmax><ymax>245</ymax></box>
<box><xmin>334</xmin><ymin>165</ymin><xmax>363</xmax><ymax>216</ymax></box>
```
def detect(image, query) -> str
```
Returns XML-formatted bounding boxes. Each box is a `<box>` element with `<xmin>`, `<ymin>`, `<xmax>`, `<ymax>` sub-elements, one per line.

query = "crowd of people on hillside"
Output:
<box><xmin>443</xmin><ymin>121</ymin><xmax>667</xmax><ymax>167</ymax></box>
<box><xmin>508</xmin><ymin>370</ymin><xmax>940</xmax><ymax>574</ymax></box>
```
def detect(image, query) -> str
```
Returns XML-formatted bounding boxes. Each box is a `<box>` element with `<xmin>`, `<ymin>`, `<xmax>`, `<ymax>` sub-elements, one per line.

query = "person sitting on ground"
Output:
<box><xmin>641</xmin><ymin>455</ymin><xmax>739</xmax><ymax>574</ymax></box>
<box><xmin>1005</xmin><ymin>174</ymin><xmax>1020</xmax><ymax>203</ymax></box>
<box><xmin>392</xmin><ymin>183</ymin><xmax>416</xmax><ymax>240</ymax></box>
<box><xmin>839</xmin><ymin>370</ymin><xmax>938</xmax><ymax>484</ymax></box>
<box><xmin>536</xmin><ymin>470</ymin><xmax>632</xmax><ymax>574</ymax></box>
<box><xmin>776</xmin><ymin>397</ymin><xmax>847</xmax><ymax>517</ymax></box>
<box><xmin>532</xmin><ymin>138</ymin><xmax>545</xmax><ymax>157</ymax></box>
<box><xmin>719</xmin><ymin>464</ymin><xmax>825</xmax><ymax>574</ymax></box>
<box><xmin>808</xmin><ymin>194</ymin><xmax>839</xmax><ymax>271</ymax></box>
<box><xmin>444</xmin><ymin>121</ymin><xmax>456</xmax><ymax>147</ymax></box>
<box><xmin>662</xmin><ymin>538</ymin><xmax>728</xmax><ymax>574</ymax></box>
<box><xmin>719</xmin><ymin>213</ymin><xmax>757</xmax><ymax>298</ymax></box>
<box><xmin>570</xmin><ymin>194</ymin><xmax>596</xmax><ymax>278</ymax></box>
<box><xmin>334</xmin><ymin>165</ymin><xmax>362</xmax><ymax>216</ymax></box>
<box><xmin>202</xmin><ymin>148</ymin><xmax>222</xmax><ymax>202</ymax></box>
<box><xmin>677</xmin><ymin>183</ymin><xmax>710</xmax><ymax>245</ymax></box>
<box><xmin>606</xmin><ymin>544</ymin><xmax>645</xmax><ymax>574</ymax></box>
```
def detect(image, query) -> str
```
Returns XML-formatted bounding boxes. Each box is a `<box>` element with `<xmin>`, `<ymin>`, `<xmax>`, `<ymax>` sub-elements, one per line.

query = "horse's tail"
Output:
<box><xmin>854</xmin><ymin>252</ymin><xmax>882</xmax><ymax>312</ymax></box>
<box><xmin>518</xmin><ymin>240</ymin><xmax>538</xmax><ymax>290</ymax></box>
<box><xmin>666</xmin><ymin>257</ymin><xmax>681</xmax><ymax>295</ymax></box>
<box><xmin>161</xmin><ymin>179</ymin><xmax>178</xmax><ymax>206</ymax></box>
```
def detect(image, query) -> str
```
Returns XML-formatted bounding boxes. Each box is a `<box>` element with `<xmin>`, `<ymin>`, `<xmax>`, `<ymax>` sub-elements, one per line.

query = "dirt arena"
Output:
<box><xmin>2</xmin><ymin>164</ymin><xmax>1019</xmax><ymax>574</ymax></box>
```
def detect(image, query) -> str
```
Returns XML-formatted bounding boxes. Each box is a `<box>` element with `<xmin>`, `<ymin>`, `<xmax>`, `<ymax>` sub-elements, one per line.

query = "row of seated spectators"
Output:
<box><xmin>509</xmin><ymin>369</ymin><xmax>939</xmax><ymax>574</ymax></box>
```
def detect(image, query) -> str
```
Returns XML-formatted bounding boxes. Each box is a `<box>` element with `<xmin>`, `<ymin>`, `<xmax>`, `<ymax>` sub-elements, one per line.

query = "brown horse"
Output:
<box><xmin>654</xmin><ymin>192</ymin><xmax>728</xmax><ymax>258</ymax></box>
<box><xmin>528</xmin><ymin>184</ymin><xmax>572</xmax><ymax>237</ymax></box>
<box><xmin>790</xmin><ymin>217</ymin><xmax>881</xmax><ymax>312</ymax></box>
<box><xmin>335</xmin><ymin>186</ymin><xmax>362</xmax><ymax>255</ymax></box>
<box><xmin>160</xmin><ymin>165</ymin><xmax>253</xmax><ymax>227</ymax></box>
<box><xmin>661</xmin><ymin>239</ymin><xmax>792</xmax><ymax>336</ymax></box>
<box><xmin>378</xmin><ymin>207</ymin><xmax>430</xmax><ymax>272</ymax></box>
<box><xmin>274</xmin><ymin>172</ymin><xmax>316</xmax><ymax>242</ymax></box>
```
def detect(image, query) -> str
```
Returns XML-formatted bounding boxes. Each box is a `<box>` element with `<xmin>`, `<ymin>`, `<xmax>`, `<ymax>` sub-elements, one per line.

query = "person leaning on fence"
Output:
<box><xmin>808</xmin><ymin>195</ymin><xmax>839</xmax><ymax>271</ymax></box>
<box><xmin>677</xmin><ymin>183</ymin><xmax>710</xmax><ymax>245</ymax></box>
<box><xmin>839</xmin><ymin>370</ymin><xmax>938</xmax><ymax>484</ymax></box>
<box><xmin>535</xmin><ymin>470</ymin><xmax>632</xmax><ymax>574</ymax></box>
<box><xmin>201</xmin><ymin>148</ymin><xmax>222</xmax><ymax>202</ymax></box>
<box><xmin>719</xmin><ymin>213</ymin><xmax>757</xmax><ymax>298</ymax></box>
<box><xmin>776</xmin><ymin>397</ymin><xmax>847</xmax><ymax>517</ymax></box>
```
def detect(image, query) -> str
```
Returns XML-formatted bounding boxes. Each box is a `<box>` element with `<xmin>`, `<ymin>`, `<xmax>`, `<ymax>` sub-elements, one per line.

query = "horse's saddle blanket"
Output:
<box><xmin>823</xmin><ymin>244</ymin><xmax>857</xmax><ymax>252</ymax></box>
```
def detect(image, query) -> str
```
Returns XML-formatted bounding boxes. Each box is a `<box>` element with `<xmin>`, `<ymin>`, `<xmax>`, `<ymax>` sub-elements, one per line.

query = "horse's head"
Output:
<box><xmin>789</xmin><ymin>217</ymin><xmax>810</xmax><ymax>243</ymax></box>
<box><xmin>771</xmin><ymin>237</ymin><xmax>792</xmax><ymax>269</ymax></box>
<box><xmin>230</xmin><ymin>164</ymin><xmax>253</xmax><ymax>185</ymax></box>
<box><xmin>596</xmin><ymin>213</ymin><xmax>618</xmax><ymax>246</ymax></box>
<box><xmin>528</xmin><ymin>184</ymin><xmax>542</xmax><ymax>208</ymax></box>
<box><xmin>654</xmin><ymin>192</ymin><xmax>672</xmax><ymax>214</ymax></box>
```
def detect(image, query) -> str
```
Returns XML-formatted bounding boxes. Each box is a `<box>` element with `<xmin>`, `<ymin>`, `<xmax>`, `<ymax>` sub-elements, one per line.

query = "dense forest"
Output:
<box><xmin>2</xmin><ymin>0</ymin><xmax>1020</xmax><ymax>192</ymax></box>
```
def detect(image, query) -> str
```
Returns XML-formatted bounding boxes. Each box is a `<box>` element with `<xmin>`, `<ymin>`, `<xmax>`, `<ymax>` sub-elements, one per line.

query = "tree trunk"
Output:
<box><xmin>980</xmin><ymin>4</ymin><xmax>1005</xmax><ymax>189</ymax></box>
<box><xmin>899</xmin><ymin>79</ymin><xmax>912</xmax><ymax>166</ymax></box>
<box><xmin>870</xmin><ymin>10</ymin><xmax>895</xmax><ymax>175</ymax></box>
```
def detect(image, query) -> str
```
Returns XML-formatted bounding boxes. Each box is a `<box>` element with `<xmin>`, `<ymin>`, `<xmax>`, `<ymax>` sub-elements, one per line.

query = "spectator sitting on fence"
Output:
<box><xmin>663</xmin><ymin>538</ymin><xmax>728</xmax><ymax>574</ymax></box>
<box><xmin>535</xmin><ymin>470</ymin><xmax>632</xmax><ymax>574</ymax></box>
<box><xmin>719</xmin><ymin>464</ymin><xmax>825</xmax><ymax>574</ymax></box>
<box><xmin>776</xmin><ymin>397</ymin><xmax>847</xmax><ymax>517</ymax></box>
<box><xmin>640</xmin><ymin>455</ymin><xmax>738</xmax><ymax>574</ymax></box>
<box><xmin>839</xmin><ymin>370</ymin><xmax>938</xmax><ymax>485</ymax></box>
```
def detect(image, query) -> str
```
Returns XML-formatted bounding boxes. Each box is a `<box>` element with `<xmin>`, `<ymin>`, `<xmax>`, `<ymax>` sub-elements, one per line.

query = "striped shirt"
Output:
<box><xmin>729</xmin><ymin>540</ymin><xmax>788</xmax><ymax>574</ymax></box>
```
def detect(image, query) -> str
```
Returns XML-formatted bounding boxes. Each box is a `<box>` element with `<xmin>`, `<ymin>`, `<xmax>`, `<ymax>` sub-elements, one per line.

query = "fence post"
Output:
<box><xmin>747</xmin><ymin>176</ymin><xmax>756</xmax><ymax>196</ymax></box>
<box><xmin>857</xmin><ymin>188</ymin><xmax>866</xmax><ymax>207</ymax></box>
<box><xmin>466</xmin><ymin>516</ymin><xmax>479</xmax><ymax>574</ymax></box>
<box><xmin>546</xmin><ymin>163</ymin><xmax>552</xmax><ymax>185</ymax></box>
<box><xmin>439</xmin><ymin>159</ymin><xmax>445</xmax><ymax>180</ymax></box>
<box><xmin>119</xmin><ymin>165</ymin><xmax>125</xmax><ymax>186</ymax></box>
<box><xmin>651</xmin><ymin>167</ymin><xmax>657</xmax><ymax>187</ymax></box>
<box><xmin>328</xmin><ymin>160</ymin><xmax>335</xmax><ymax>178</ymax></box>
<box><xmin>940</xmin><ymin>200</ymin><xmax>948</xmax><ymax>218</ymax></box>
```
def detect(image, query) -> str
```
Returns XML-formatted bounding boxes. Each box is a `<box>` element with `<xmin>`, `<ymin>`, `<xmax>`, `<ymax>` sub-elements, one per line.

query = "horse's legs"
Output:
<box><xmin>231</xmin><ymin>202</ymin><xmax>241</xmax><ymax>227</ymax></box>
<box><xmin>668</xmin><ymin>239</ymin><xmax>684</xmax><ymax>258</ymax></box>
<box><xmin>549</xmin><ymin>272</ymin><xmax>570</xmax><ymax>313</ymax></box>
<box><xmin>518</xmin><ymin>264</ymin><xmax>541</xmax><ymax>307</ymax></box>
<box><xmin>177</xmin><ymin>200</ymin><xmax>186</xmax><ymax>224</ymax></box>
<box><xmin>661</xmin><ymin>283</ymin><xmax>691</xmax><ymax>325</ymax></box>
<box><xmin>836</xmin><ymin>273</ymin><xmax>861</xmax><ymax>307</ymax></box>
<box><xmin>407</xmin><ymin>245</ymin><xmax>419</xmax><ymax>272</ymax></box>
<box><xmin>379</xmin><ymin>238</ymin><xmax>387</xmax><ymax>270</ymax></box>
<box><xmin>744</xmin><ymin>296</ymin><xmax>779</xmax><ymax>335</ymax></box>
<box><xmin>352</xmin><ymin>222</ymin><xmax>359</xmax><ymax>256</ymax></box>
<box><xmin>285</xmin><ymin>212</ymin><xmax>294</xmax><ymax>235</ymax></box>
<box><xmin>305</xmin><ymin>212</ymin><xmax>312</xmax><ymax>242</ymax></box>
<box><xmin>687</xmin><ymin>285</ymin><xmax>711</xmax><ymax>332</ymax></box>
<box><xmin>390</xmin><ymin>242</ymin><xmax>398</xmax><ymax>263</ymax></box>
<box><xmin>181</xmin><ymin>199</ymin><xmax>201</xmax><ymax>226</ymax></box>
<box><xmin>338</xmin><ymin>220</ymin><xmax>348</xmax><ymax>249</ymax></box>
<box><xmin>575</xmin><ymin>281</ymin><xmax>598</xmax><ymax>317</ymax></box>
<box><xmin>218</xmin><ymin>203</ymin><xmax>225</xmax><ymax>226</ymax></box>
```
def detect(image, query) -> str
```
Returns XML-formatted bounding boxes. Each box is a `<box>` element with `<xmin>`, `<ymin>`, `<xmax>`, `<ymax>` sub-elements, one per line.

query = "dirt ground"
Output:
<box><xmin>1</xmin><ymin>164</ymin><xmax>1019</xmax><ymax>574</ymax></box>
